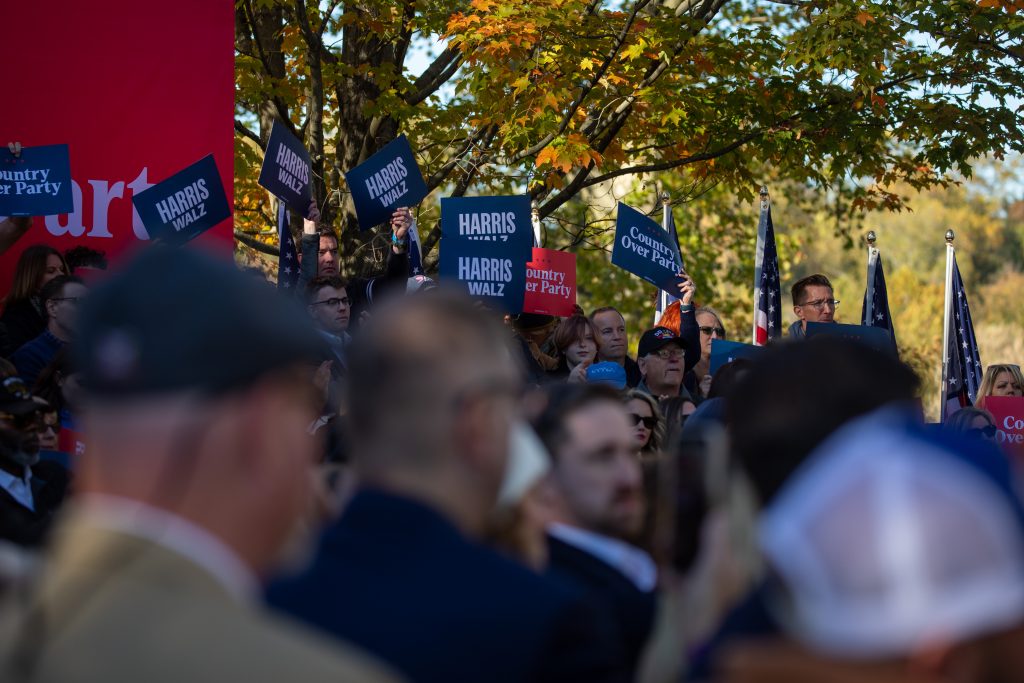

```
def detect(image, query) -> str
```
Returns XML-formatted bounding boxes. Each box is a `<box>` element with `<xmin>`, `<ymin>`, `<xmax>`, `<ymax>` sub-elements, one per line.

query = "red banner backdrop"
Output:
<box><xmin>0</xmin><ymin>1</ymin><xmax>234</xmax><ymax>285</ymax></box>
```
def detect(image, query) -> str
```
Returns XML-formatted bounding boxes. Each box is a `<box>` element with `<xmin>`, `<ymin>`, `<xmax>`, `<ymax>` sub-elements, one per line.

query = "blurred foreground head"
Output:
<box><xmin>345</xmin><ymin>288</ymin><xmax>522</xmax><ymax>534</ymax></box>
<box><xmin>74</xmin><ymin>246</ymin><xmax>325</xmax><ymax>574</ymax></box>
<box><xmin>757</xmin><ymin>407</ymin><xmax>1024</xmax><ymax>680</ymax></box>
<box><xmin>728</xmin><ymin>338</ymin><xmax>920</xmax><ymax>507</ymax></box>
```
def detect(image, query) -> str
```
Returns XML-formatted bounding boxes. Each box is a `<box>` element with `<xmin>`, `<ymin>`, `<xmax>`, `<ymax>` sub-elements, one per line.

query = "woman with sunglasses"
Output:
<box><xmin>945</xmin><ymin>407</ymin><xmax>998</xmax><ymax>442</ymax></box>
<box><xmin>624</xmin><ymin>389</ymin><xmax>665</xmax><ymax>459</ymax></box>
<box><xmin>977</xmin><ymin>364</ymin><xmax>1024</xmax><ymax>411</ymax></box>
<box><xmin>549</xmin><ymin>314</ymin><xmax>599</xmax><ymax>384</ymax></box>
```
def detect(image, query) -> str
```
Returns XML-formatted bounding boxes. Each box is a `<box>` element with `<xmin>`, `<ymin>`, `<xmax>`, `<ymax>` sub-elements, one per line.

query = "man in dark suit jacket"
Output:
<box><xmin>268</xmin><ymin>292</ymin><xmax>629</xmax><ymax>683</ymax></box>
<box><xmin>0</xmin><ymin>375</ymin><xmax>68</xmax><ymax>547</ymax></box>
<box><xmin>532</xmin><ymin>383</ymin><xmax>660</xmax><ymax>674</ymax></box>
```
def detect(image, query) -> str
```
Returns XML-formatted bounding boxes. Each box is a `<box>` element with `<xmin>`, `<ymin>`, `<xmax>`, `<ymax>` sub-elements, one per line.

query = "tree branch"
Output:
<box><xmin>235</xmin><ymin>120</ymin><xmax>262</xmax><ymax>146</ymax></box>
<box><xmin>405</xmin><ymin>48</ymin><xmax>464</xmax><ymax>106</ymax></box>
<box><xmin>234</xmin><ymin>230</ymin><xmax>279</xmax><ymax>256</ymax></box>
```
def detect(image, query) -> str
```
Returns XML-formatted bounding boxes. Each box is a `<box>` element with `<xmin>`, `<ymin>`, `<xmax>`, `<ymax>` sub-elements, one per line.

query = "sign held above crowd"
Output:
<box><xmin>258</xmin><ymin>120</ymin><xmax>313</xmax><ymax>216</ymax></box>
<box><xmin>133</xmin><ymin>154</ymin><xmax>231</xmax><ymax>246</ymax></box>
<box><xmin>345</xmin><ymin>135</ymin><xmax>428</xmax><ymax>230</ymax></box>
<box><xmin>523</xmin><ymin>248</ymin><xmax>576</xmax><ymax>317</ymax></box>
<box><xmin>0</xmin><ymin>144</ymin><xmax>74</xmax><ymax>217</ymax></box>
<box><xmin>612</xmin><ymin>202</ymin><xmax>684</xmax><ymax>297</ymax></box>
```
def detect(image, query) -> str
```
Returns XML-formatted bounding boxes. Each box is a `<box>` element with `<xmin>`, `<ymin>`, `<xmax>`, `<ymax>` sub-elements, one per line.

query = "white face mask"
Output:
<box><xmin>496</xmin><ymin>421</ymin><xmax>551</xmax><ymax>509</ymax></box>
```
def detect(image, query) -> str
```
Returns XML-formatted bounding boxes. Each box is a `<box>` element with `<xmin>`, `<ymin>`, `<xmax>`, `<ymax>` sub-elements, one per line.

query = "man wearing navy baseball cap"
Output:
<box><xmin>636</xmin><ymin>327</ymin><xmax>693</xmax><ymax>401</ymax></box>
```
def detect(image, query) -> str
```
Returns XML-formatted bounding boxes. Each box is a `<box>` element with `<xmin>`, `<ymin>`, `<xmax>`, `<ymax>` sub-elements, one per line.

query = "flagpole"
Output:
<box><xmin>531</xmin><ymin>202</ymin><xmax>542</xmax><ymax>248</ymax></box>
<box><xmin>655</xmin><ymin>192</ymin><xmax>671</xmax><ymax>327</ymax></box>
<box><xmin>864</xmin><ymin>230</ymin><xmax>877</xmax><ymax>324</ymax></box>
<box><xmin>752</xmin><ymin>186</ymin><xmax>769</xmax><ymax>345</ymax></box>
<box><xmin>940</xmin><ymin>229</ymin><xmax>955</xmax><ymax>422</ymax></box>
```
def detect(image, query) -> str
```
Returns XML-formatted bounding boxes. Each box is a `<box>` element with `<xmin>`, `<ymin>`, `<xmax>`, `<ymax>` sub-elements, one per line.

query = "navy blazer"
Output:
<box><xmin>547</xmin><ymin>535</ymin><xmax>658</xmax><ymax>675</ymax></box>
<box><xmin>267</xmin><ymin>489</ymin><xmax>629</xmax><ymax>683</ymax></box>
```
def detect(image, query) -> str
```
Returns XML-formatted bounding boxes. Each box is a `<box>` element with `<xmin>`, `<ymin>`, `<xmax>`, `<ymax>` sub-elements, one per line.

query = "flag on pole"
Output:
<box><xmin>861</xmin><ymin>245</ymin><xmax>897</xmax><ymax>351</ymax></box>
<box><xmin>277</xmin><ymin>202</ymin><xmax>300</xmax><ymax>290</ymax></box>
<box><xmin>942</xmin><ymin>252</ymin><xmax>982</xmax><ymax>420</ymax></box>
<box><xmin>408</xmin><ymin>217</ymin><xmax>424</xmax><ymax>276</ymax></box>
<box><xmin>654</xmin><ymin>198</ymin><xmax>685</xmax><ymax>326</ymax></box>
<box><xmin>752</xmin><ymin>189</ymin><xmax>782</xmax><ymax>345</ymax></box>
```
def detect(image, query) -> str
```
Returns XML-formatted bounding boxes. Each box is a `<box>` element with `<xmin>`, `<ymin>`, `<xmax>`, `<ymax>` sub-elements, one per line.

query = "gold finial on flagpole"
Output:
<box><xmin>866</xmin><ymin>230</ymin><xmax>877</xmax><ymax>247</ymax></box>
<box><xmin>945</xmin><ymin>229</ymin><xmax>955</xmax><ymax>244</ymax></box>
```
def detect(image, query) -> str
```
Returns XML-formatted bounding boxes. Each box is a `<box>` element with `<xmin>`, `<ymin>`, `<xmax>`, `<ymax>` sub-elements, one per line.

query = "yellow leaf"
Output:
<box><xmin>580</xmin><ymin>57</ymin><xmax>595</xmax><ymax>71</ymax></box>
<box><xmin>544</xmin><ymin>92</ymin><xmax>559</xmax><ymax>110</ymax></box>
<box><xmin>536</xmin><ymin>146</ymin><xmax>559</xmax><ymax>168</ymax></box>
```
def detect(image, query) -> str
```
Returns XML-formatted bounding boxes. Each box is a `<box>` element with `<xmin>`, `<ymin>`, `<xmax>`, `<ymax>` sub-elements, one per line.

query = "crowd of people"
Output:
<box><xmin>0</xmin><ymin>187</ymin><xmax>1022</xmax><ymax>682</ymax></box>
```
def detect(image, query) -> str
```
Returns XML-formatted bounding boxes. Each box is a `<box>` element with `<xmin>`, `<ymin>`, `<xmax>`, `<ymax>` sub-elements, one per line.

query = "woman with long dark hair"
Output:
<box><xmin>0</xmin><ymin>245</ymin><xmax>68</xmax><ymax>356</ymax></box>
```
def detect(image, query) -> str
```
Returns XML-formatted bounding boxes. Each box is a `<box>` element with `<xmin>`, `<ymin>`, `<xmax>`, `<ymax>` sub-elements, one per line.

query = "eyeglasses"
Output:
<box><xmin>629</xmin><ymin>413</ymin><xmax>658</xmax><ymax>429</ymax></box>
<box><xmin>310</xmin><ymin>297</ymin><xmax>350</xmax><ymax>308</ymax></box>
<box><xmin>699</xmin><ymin>326</ymin><xmax>726</xmax><ymax>337</ymax></box>
<box><xmin>968</xmin><ymin>425</ymin><xmax>997</xmax><ymax>438</ymax></box>
<box><xmin>800</xmin><ymin>298</ymin><xmax>840</xmax><ymax>310</ymax></box>
<box><xmin>650</xmin><ymin>347</ymin><xmax>684</xmax><ymax>360</ymax></box>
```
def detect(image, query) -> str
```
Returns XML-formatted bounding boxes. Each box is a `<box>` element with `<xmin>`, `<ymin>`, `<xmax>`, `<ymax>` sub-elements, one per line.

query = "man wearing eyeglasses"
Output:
<box><xmin>0</xmin><ymin>375</ymin><xmax>68</xmax><ymax>548</ymax></box>
<box><xmin>11</xmin><ymin>274</ymin><xmax>87</xmax><ymax>388</ymax></box>
<box><xmin>789</xmin><ymin>273</ymin><xmax>839</xmax><ymax>338</ymax></box>
<box><xmin>306</xmin><ymin>276</ymin><xmax>352</xmax><ymax>376</ymax></box>
<box><xmin>636</xmin><ymin>327</ymin><xmax>695</xmax><ymax>402</ymax></box>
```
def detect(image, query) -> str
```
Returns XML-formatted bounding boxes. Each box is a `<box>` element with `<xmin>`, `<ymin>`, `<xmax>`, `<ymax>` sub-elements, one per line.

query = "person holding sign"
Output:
<box><xmin>298</xmin><ymin>203</ymin><xmax>412</xmax><ymax>327</ymax></box>
<box><xmin>977</xmin><ymin>363</ymin><xmax>1024</xmax><ymax>410</ymax></box>
<box><xmin>0</xmin><ymin>143</ymin><xmax>34</xmax><ymax>257</ymax></box>
<box><xmin>788</xmin><ymin>274</ymin><xmax>839</xmax><ymax>338</ymax></box>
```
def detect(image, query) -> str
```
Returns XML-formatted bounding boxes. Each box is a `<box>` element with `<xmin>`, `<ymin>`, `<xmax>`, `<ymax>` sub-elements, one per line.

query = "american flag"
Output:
<box><xmin>408</xmin><ymin>217</ymin><xmax>424</xmax><ymax>276</ymax></box>
<box><xmin>942</xmin><ymin>253</ymin><xmax>982</xmax><ymax>421</ymax></box>
<box><xmin>752</xmin><ymin>193</ymin><xmax>782</xmax><ymax>345</ymax></box>
<box><xmin>277</xmin><ymin>202</ymin><xmax>300</xmax><ymax>290</ymax></box>
<box><xmin>653</xmin><ymin>203</ymin><xmax>685</xmax><ymax>326</ymax></box>
<box><xmin>861</xmin><ymin>246</ymin><xmax>898</xmax><ymax>353</ymax></box>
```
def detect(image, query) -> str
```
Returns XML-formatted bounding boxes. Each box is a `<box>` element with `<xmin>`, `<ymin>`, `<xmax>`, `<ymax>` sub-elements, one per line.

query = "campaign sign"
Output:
<box><xmin>524</xmin><ymin>248</ymin><xmax>576</xmax><ymax>317</ymax></box>
<box><xmin>345</xmin><ymin>135</ymin><xmax>428</xmax><ymax>230</ymax></box>
<box><xmin>709</xmin><ymin>339</ymin><xmax>764</xmax><ymax>375</ymax></box>
<box><xmin>0</xmin><ymin>144</ymin><xmax>73</xmax><ymax>216</ymax></box>
<box><xmin>133</xmin><ymin>154</ymin><xmax>231</xmax><ymax>246</ymax></box>
<box><xmin>984</xmin><ymin>396</ymin><xmax>1024</xmax><ymax>457</ymax></box>
<box><xmin>805</xmin><ymin>321</ymin><xmax>896</xmax><ymax>357</ymax></box>
<box><xmin>611</xmin><ymin>202</ymin><xmax>683</xmax><ymax>296</ymax></box>
<box><xmin>440</xmin><ymin>195</ymin><xmax>534</xmax><ymax>261</ymax></box>
<box><xmin>440</xmin><ymin>237</ymin><xmax>527</xmax><ymax>313</ymax></box>
<box><xmin>258</xmin><ymin>120</ymin><xmax>312</xmax><ymax>215</ymax></box>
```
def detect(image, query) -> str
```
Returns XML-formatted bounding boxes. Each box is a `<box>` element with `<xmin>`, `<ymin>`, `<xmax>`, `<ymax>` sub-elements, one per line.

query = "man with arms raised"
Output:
<box><xmin>0</xmin><ymin>248</ymin><xmax>398</xmax><ymax>683</ymax></box>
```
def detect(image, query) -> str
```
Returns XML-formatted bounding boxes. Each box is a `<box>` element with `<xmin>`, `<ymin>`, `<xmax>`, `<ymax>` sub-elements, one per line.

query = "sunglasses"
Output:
<box><xmin>629</xmin><ymin>413</ymin><xmax>658</xmax><ymax>429</ymax></box>
<box><xmin>699</xmin><ymin>325</ymin><xmax>726</xmax><ymax>337</ymax></box>
<box><xmin>968</xmin><ymin>425</ymin><xmax>997</xmax><ymax>438</ymax></box>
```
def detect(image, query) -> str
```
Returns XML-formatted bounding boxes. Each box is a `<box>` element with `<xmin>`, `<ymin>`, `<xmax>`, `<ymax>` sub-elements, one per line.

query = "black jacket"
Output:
<box><xmin>0</xmin><ymin>298</ymin><xmax>46</xmax><ymax>358</ymax></box>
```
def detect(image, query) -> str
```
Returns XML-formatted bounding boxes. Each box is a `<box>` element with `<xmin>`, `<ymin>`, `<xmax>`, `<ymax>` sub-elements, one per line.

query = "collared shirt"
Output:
<box><xmin>0</xmin><ymin>465</ymin><xmax>34</xmax><ymax>511</ymax></box>
<box><xmin>548</xmin><ymin>522</ymin><xmax>657</xmax><ymax>592</ymax></box>
<box><xmin>77</xmin><ymin>494</ymin><xmax>259</xmax><ymax>603</ymax></box>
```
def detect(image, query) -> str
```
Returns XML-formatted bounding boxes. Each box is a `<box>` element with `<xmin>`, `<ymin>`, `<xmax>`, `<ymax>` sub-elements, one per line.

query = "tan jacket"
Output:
<box><xmin>0</xmin><ymin>515</ymin><xmax>402</xmax><ymax>683</ymax></box>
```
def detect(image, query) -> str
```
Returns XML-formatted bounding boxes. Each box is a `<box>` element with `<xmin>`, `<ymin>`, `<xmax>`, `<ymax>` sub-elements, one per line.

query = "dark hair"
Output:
<box><xmin>39</xmin><ymin>275</ymin><xmax>85</xmax><ymax>318</ymax></box>
<box><xmin>4</xmin><ymin>244</ymin><xmax>67</xmax><ymax>306</ymax></box>
<box><xmin>306</xmin><ymin>275</ymin><xmax>347</xmax><ymax>304</ymax></box>
<box><xmin>707</xmin><ymin>358</ymin><xmax>753</xmax><ymax>399</ymax></box>
<box><xmin>532</xmin><ymin>383</ymin><xmax>624</xmax><ymax>461</ymax></box>
<box><xmin>790</xmin><ymin>273</ymin><xmax>833</xmax><ymax>306</ymax></box>
<box><xmin>551</xmin><ymin>315</ymin><xmax>597</xmax><ymax>353</ymax></box>
<box><xmin>317</xmin><ymin>227</ymin><xmax>339</xmax><ymax>246</ymax></box>
<box><xmin>728</xmin><ymin>338</ymin><xmax>920</xmax><ymax>506</ymax></box>
<box><xmin>64</xmin><ymin>246</ymin><xmax>108</xmax><ymax>272</ymax></box>
<box><xmin>33</xmin><ymin>347</ymin><xmax>74</xmax><ymax>412</ymax></box>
